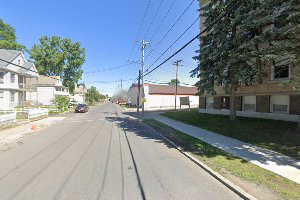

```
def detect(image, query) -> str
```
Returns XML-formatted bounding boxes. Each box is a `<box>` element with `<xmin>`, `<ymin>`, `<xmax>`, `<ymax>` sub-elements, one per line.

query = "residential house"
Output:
<box><xmin>197</xmin><ymin>3</ymin><xmax>300</xmax><ymax>122</ymax></box>
<box><xmin>37</xmin><ymin>75</ymin><xmax>70</xmax><ymax>105</ymax></box>
<box><xmin>0</xmin><ymin>49</ymin><xmax>39</xmax><ymax>109</ymax></box>
<box><xmin>71</xmin><ymin>84</ymin><xmax>87</xmax><ymax>103</ymax></box>
<box><xmin>128</xmin><ymin>83</ymin><xmax>199</xmax><ymax>110</ymax></box>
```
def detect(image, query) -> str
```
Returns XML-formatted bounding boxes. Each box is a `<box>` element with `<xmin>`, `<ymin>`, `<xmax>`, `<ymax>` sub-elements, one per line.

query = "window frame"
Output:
<box><xmin>10</xmin><ymin>91</ymin><xmax>15</xmax><ymax>103</ymax></box>
<box><xmin>0</xmin><ymin>71</ymin><xmax>4</xmax><ymax>84</ymax></box>
<box><xmin>10</xmin><ymin>73</ymin><xmax>16</xmax><ymax>84</ymax></box>
<box><xmin>271</xmin><ymin>58</ymin><xmax>291</xmax><ymax>81</ymax></box>
<box><xmin>270</xmin><ymin>95</ymin><xmax>289</xmax><ymax>114</ymax></box>
<box><xmin>0</xmin><ymin>91</ymin><xmax>4</xmax><ymax>98</ymax></box>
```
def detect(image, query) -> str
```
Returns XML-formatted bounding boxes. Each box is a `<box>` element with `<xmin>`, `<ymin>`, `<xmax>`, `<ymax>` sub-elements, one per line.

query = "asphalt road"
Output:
<box><xmin>0</xmin><ymin>102</ymin><xmax>241</xmax><ymax>200</ymax></box>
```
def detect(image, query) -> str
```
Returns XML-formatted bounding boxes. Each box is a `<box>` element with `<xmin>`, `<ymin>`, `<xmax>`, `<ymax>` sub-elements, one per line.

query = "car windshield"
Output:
<box><xmin>77</xmin><ymin>104</ymin><xmax>86</xmax><ymax>108</ymax></box>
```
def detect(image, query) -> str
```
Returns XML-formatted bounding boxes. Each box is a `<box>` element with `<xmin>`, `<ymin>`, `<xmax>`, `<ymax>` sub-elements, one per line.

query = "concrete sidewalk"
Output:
<box><xmin>136</xmin><ymin>112</ymin><xmax>300</xmax><ymax>184</ymax></box>
<box><xmin>0</xmin><ymin>117</ymin><xmax>67</xmax><ymax>145</ymax></box>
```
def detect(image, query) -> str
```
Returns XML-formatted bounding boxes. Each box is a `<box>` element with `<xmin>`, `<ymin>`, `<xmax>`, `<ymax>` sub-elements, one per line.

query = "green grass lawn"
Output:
<box><xmin>162</xmin><ymin>111</ymin><xmax>300</xmax><ymax>159</ymax></box>
<box><xmin>144</xmin><ymin>119</ymin><xmax>300</xmax><ymax>200</ymax></box>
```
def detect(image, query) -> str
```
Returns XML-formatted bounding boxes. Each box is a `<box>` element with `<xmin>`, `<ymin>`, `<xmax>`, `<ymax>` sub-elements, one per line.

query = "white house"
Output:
<box><xmin>71</xmin><ymin>84</ymin><xmax>87</xmax><ymax>103</ymax></box>
<box><xmin>0</xmin><ymin>49</ymin><xmax>39</xmax><ymax>109</ymax></box>
<box><xmin>128</xmin><ymin>83</ymin><xmax>199</xmax><ymax>110</ymax></box>
<box><xmin>37</xmin><ymin>75</ymin><xmax>70</xmax><ymax>105</ymax></box>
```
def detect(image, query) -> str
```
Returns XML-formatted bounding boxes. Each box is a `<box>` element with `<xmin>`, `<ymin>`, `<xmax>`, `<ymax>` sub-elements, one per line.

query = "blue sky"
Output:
<box><xmin>2</xmin><ymin>0</ymin><xmax>200</xmax><ymax>96</ymax></box>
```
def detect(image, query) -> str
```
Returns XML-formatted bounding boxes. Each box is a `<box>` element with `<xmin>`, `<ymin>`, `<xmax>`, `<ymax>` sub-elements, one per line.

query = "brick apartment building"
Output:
<box><xmin>198</xmin><ymin>2</ymin><xmax>300</xmax><ymax>122</ymax></box>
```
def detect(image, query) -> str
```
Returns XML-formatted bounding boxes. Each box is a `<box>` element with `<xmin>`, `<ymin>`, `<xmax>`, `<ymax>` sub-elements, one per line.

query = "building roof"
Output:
<box><xmin>147</xmin><ymin>84</ymin><xmax>198</xmax><ymax>95</ymax></box>
<box><xmin>0</xmin><ymin>49</ymin><xmax>20</xmax><ymax>67</ymax></box>
<box><xmin>0</xmin><ymin>49</ymin><xmax>38</xmax><ymax>77</ymax></box>
<box><xmin>38</xmin><ymin>75</ymin><xmax>61</xmax><ymax>86</ymax></box>
<box><xmin>74</xmin><ymin>85</ymin><xmax>87</xmax><ymax>94</ymax></box>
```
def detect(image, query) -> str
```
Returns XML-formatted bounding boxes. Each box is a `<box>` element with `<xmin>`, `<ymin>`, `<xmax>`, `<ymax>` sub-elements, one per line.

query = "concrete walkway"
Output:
<box><xmin>0</xmin><ymin>117</ymin><xmax>67</xmax><ymax>145</ymax></box>
<box><xmin>139</xmin><ymin>112</ymin><xmax>300</xmax><ymax>184</ymax></box>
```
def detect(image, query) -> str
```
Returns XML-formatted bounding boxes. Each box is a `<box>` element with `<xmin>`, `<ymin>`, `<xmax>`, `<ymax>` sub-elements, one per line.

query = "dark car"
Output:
<box><xmin>75</xmin><ymin>104</ymin><xmax>88</xmax><ymax>113</ymax></box>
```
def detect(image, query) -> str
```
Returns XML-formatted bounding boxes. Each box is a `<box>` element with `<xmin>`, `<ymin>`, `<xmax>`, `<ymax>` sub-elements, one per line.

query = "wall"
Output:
<box><xmin>73</xmin><ymin>94</ymin><xmax>84</xmax><ymax>103</ymax></box>
<box><xmin>144</xmin><ymin>93</ymin><xmax>199</xmax><ymax>110</ymax></box>
<box><xmin>128</xmin><ymin>86</ymin><xmax>142</xmax><ymax>106</ymax></box>
<box><xmin>0</xmin><ymin>91</ymin><xmax>10</xmax><ymax>109</ymax></box>
<box><xmin>37</xmin><ymin>87</ymin><xmax>55</xmax><ymax>105</ymax></box>
<box><xmin>199</xmin><ymin>108</ymin><xmax>299</xmax><ymax>122</ymax></box>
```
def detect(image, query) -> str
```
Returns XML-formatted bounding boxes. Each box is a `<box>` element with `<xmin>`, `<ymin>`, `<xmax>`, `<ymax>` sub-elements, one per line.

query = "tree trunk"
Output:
<box><xmin>230</xmin><ymin>85</ymin><xmax>237</xmax><ymax>123</ymax></box>
<box><xmin>297</xmin><ymin>115</ymin><xmax>300</xmax><ymax>134</ymax></box>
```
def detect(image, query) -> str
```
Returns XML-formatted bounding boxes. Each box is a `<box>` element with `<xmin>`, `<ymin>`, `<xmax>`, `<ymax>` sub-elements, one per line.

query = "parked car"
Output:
<box><xmin>75</xmin><ymin>104</ymin><xmax>88</xmax><ymax>113</ymax></box>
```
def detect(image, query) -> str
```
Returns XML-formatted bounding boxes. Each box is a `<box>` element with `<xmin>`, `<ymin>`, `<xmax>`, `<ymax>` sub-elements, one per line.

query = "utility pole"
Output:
<box><xmin>137</xmin><ymin>70</ymin><xmax>141</xmax><ymax>114</ymax></box>
<box><xmin>173</xmin><ymin>60</ymin><xmax>183</xmax><ymax>111</ymax></box>
<box><xmin>138</xmin><ymin>40</ymin><xmax>149</xmax><ymax>115</ymax></box>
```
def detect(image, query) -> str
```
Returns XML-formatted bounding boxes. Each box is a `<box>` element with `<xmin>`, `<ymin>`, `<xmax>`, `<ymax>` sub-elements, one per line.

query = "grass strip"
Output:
<box><xmin>162</xmin><ymin>111</ymin><xmax>300</xmax><ymax>159</ymax></box>
<box><xmin>144</xmin><ymin>119</ymin><xmax>300</xmax><ymax>200</ymax></box>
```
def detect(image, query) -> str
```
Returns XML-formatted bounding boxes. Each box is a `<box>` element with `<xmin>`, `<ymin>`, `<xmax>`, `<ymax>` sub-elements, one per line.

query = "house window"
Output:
<box><xmin>243</xmin><ymin>96</ymin><xmax>256</xmax><ymax>112</ymax></box>
<box><xmin>206</xmin><ymin>97</ymin><xmax>214</xmax><ymax>109</ymax></box>
<box><xmin>11</xmin><ymin>92</ymin><xmax>15</xmax><ymax>102</ymax></box>
<box><xmin>0</xmin><ymin>71</ymin><xmax>4</xmax><ymax>84</ymax></box>
<box><xmin>0</xmin><ymin>91</ymin><xmax>4</xmax><ymax>98</ymax></box>
<box><xmin>11</xmin><ymin>73</ymin><xmax>15</xmax><ymax>83</ymax></box>
<box><xmin>270</xmin><ymin>95</ymin><xmax>289</xmax><ymax>114</ymax></box>
<box><xmin>273</xmin><ymin>64</ymin><xmax>289</xmax><ymax>79</ymax></box>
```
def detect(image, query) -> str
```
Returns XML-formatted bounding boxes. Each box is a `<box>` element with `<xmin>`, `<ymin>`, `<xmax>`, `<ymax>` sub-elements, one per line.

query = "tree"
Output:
<box><xmin>53</xmin><ymin>96</ymin><xmax>70</xmax><ymax>112</ymax></box>
<box><xmin>192</xmin><ymin>0</ymin><xmax>300</xmax><ymax>123</ymax></box>
<box><xmin>192</xmin><ymin>0</ymin><xmax>261</xmax><ymax>122</ymax></box>
<box><xmin>85</xmin><ymin>86</ymin><xmax>101</xmax><ymax>106</ymax></box>
<box><xmin>169</xmin><ymin>79</ymin><xmax>180</xmax><ymax>86</ymax></box>
<box><xmin>30</xmin><ymin>36</ymin><xmax>85</xmax><ymax>93</ymax></box>
<box><xmin>0</xmin><ymin>18</ymin><xmax>26</xmax><ymax>51</ymax></box>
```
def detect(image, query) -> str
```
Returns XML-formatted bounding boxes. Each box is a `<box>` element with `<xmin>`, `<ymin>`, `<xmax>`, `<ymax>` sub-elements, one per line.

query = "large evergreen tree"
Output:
<box><xmin>192</xmin><ymin>0</ymin><xmax>300</xmax><ymax>123</ymax></box>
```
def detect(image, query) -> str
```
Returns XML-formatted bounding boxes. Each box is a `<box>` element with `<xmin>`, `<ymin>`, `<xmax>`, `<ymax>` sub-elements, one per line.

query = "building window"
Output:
<box><xmin>243</xmin><ymin>96</ymin><xmax>256</xmax><ymax>112</ymax></box>
<box><xmin>206</xmin><ymin>97</ymin><xmax>214</xmax><ymax>109</ymax></box>
<box><xmin>274</xmin><ymin>64</ymin><xmax>289</xmax><ymax>79</ymax></box>
<box><xmin>270</xmin><ymin>95</ymin><xmax>289</xmax><ymax>114</ymax></box>
<box><xmin>11</xmin><ymin>92</ymin><xmax>15</xmax><ymax>102</ymax></box>
<box><xmin>0</xmin><ymin>91</ymin><xmax>4</xmax><ymax>98</ymax></box>
<box><xmin>11</xmin><ymin>73</ymin><xmax>15</xmax><ymax>83</ymax></box>
<box><xmin>0</xmin><ymin>71</ymin><xmax>4</xmax><ymax>84</ymax></box>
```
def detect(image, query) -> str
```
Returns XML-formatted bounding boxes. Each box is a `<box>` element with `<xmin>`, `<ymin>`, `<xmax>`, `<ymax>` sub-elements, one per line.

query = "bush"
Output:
<box><xmin>53</xmin><ymin>96</ymin><xmax>70</xmax><ymax>112</ymax></box>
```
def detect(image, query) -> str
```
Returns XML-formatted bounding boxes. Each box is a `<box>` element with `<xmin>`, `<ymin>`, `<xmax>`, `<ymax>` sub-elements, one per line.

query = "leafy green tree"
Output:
<box><xmin>30</xmin><ymin>36</ymin><xmax>85</xmax><ymax>93</ymax></box>
<box><xmin>85</xmin><ymin>86</ymin><xmax>101</xmax><ymax>106</ymax></box>
<box><xmin>0</xmin><ymin>18</ymin><xmax>26</xmax><ymax>51</ymax></box>
<box><xmin>169</xmin><ymin>79</ymin><xmax>180</xmax><ymax>86</ymax></box>
<box><xmin>53</xmin><ymin>96</ymin><xmax>70</xmax><ymax>112</ymax></box>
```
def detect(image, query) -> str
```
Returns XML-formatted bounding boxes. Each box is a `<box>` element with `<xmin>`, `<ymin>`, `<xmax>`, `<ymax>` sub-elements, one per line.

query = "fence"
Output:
<box><xmin>0</xmin><ymin>112</ymin><xmax>17</xmax><ymax>124</ymax></box>
<box><xmin>27</xmin><ymin>108</ymin><xmax>49</xmax><ymax>119</ymax></box>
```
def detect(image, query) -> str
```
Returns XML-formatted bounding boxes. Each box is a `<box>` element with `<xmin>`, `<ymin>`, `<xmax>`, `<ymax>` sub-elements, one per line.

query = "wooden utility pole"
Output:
<box><xmin>138</xmin><ymin>40</ymin><xmax>149</xmax><ymax>115</ymax></box>
<box><xmin>173</xmin><ymin>60</ymin><xmax>183</xmax><ymax>111</ymax></box>
<box><xmin>137</xmin><ymin>70</ymin><xmax>141</xmax><ymax>114</ymax></box>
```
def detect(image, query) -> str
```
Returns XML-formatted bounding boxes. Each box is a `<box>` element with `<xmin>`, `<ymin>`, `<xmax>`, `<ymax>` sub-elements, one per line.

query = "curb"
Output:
<box><xmin>142</xmin><ymin>121</ymin><xmax>257</xmax><ymax>200</ymax></box>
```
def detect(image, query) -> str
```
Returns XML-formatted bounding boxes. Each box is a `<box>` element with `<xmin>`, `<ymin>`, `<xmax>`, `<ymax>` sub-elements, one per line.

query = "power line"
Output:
<box><xmin>127</xmin><ymin>0</ymin><xmax>151</xmax><ymax>62</ymax></box>
<box><xmin>146</xmin><ymin>0</ymin><xmax>195</xmax><ymax>59</ymax></box>
<box><xmin>0</xmin><ymin>58</ymin><xmax>59</xmax><ymax>81</ymax></box>
<box><xmin>143</xmin><ymin>0</ymin><xmax>241</xmax><ymax>78</ymax></box>
<box><xmin>145</xmin><ymin>16</ymin><xmax>200</xmax><ymax>74</ymax></box>
<box><xmin>148</xmin><ymin>0</ymin><xmax>176</xmax><ymax>42</ymax></box>
<box><xmin>143</xmin><ymin>0</ymin><xmax>165</xmax><ymax>40</ymax></box>
<box><xmin>86</xmin><ymin>78</ymin><xmax>134</xmax><ymax>84</ymax></box>
<box><xmin>84</xmin><ymin>62</ymin><xmax>138</xmax><ymax>74</ymax></box>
